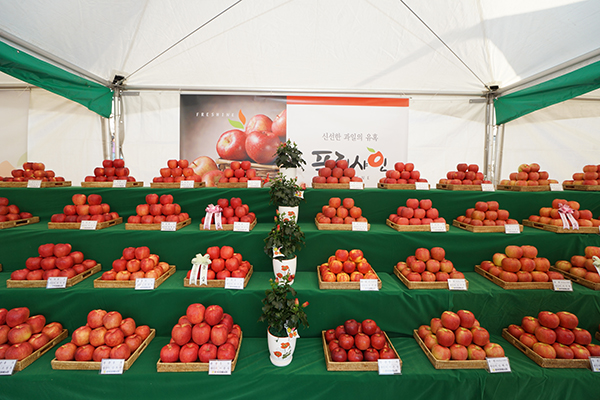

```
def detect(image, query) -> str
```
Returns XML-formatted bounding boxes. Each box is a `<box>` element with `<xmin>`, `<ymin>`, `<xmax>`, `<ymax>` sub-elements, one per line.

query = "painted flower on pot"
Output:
<box><xmin>274</xmin><ymin>351</ymin><xmax>282</xmax><ymax>358</ymax></box>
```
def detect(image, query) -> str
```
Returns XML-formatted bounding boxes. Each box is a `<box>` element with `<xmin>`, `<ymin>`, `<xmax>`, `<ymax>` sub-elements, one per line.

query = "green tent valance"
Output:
<box><xmin>494</xmin><ymin>59</ymin><xmax>600</xmax><ymax>125</ymax></box>
<box><xmin>0</xmin><ymin>40</ymin><xmax>112</xmax><ymax>118</ymax></box>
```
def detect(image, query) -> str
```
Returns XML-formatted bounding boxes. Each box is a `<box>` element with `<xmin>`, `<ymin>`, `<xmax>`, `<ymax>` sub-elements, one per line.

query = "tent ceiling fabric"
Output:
<box><xmin>1</xmin><ymin>0</ymin><xmax>599</xmax><ymax>97</ymax></box>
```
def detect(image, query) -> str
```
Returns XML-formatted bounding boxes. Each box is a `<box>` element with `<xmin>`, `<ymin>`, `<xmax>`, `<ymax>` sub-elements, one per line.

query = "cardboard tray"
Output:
<box><xmin>452</xmin><ymin>219</ymin><xmax>523</xmax><ymax>233</ymax></box>
<box><xmin>12</xmin><ymin>329</ymin><xmax>68</xmax><ymax>372</ymax></box>
<box><xmin>81</xmin><ymin>181</ymin><xmax>144</xmax><ymax>187</ymax></box>
<box><xmin>156</xmin><ymin>331</ymin><xmax>243</xmax><ymax>372</ymax></box>
<box><xmin>0</xmin><ymin>181</ymin><xmax>71</xmax><ymax>188</ymax></box>
<box><xmin>436</xmin><ymin>183</ymin><xmax>482</xmax><ymax>191</ymax></box>
<box><xmin>386</xmin><ymin>219</ymin><xmax>449</xmax><ymax>232</ymax></box>
<box><xmin>184</xmin><ymin>265</ymin><xmax>253</xmax><ymax>288</ymax></box>
<box><xmin>502</xmin><ymin>328</ymin><xmax>590</xmax><ymax>368</ymax></box>
<box><xmin>199</xmin><ymin>218</ymin><xmax>256</xmax><ymax>231</ymax></box>
<box><xmin>217</xmin><ymin>181</ymin><xmax>263</xmax><ymax>188</ymax></box>
<box><xmin>315</xmin><ymin>218</ymin><xmax>370</xmax><ymax>231</ymax></box>
<box><xmin>312</xmin><ymin>182</ymin><xmax>364</xmax><ymax>189</ymax></box>
<box><xmin>496</xmin><ymin>184</ymin><xmax>550</xmax><ymax>192</ymax></box>
<box><xmin>93</xmin><ymin>265</ymin><xmax>176</xmax><ymax>288</ymax></box>
<box><xmin>377</xmin><ymin>182</ymin><xmax>424</xmax><ymax>190</ymax></box>
<box><xmin>126</xmin><ymin>218</ymin><xmax>191</xmax><ymax>231</ymax></box>
<box><xmin>317</xmin><ymin>266</ymin><xmax>382</xmax><ymax>290</ymax></box>
<box><xmin>394</xmin><ymin>265</ymin><xmax>469</xmax><ymax>290</ymax></box>
<box><xmin>474</xmin><ymin>265</ymin><xmax>553</xmax><ymax>290</ymax></box>
<box><xmin>522</xmin><ymin>219</ymin><xmax>599</xmax><ymax>234</ymax></box>
<box><xmin>7</xmin><ymin>264</ymin><xmax>102</xmax><ymax>288</ymax></box>
<box><xmin>562</xmin><ymin>183</ymin><xmax>600</xmax><ymax>191</ymax></box>
<box><xmin>0</xmin><ymin>216</ymin><xmax>40</xmax><ymax>230</ymax></box>
<box><xmin>413</xmin><ymin>330</ymin><xmax>489</xmax><ymax>369</ymax></box>
<box><xmin>322</xmin><ymin>330</ymin><xmax>401</xmax><ymax>371</ymax></box>
<box><xmin>150</xmin><ymin>181</ymin><xmax>205</xmax><ymax>188</ymax></box>
<box><xmin>549</xmin><ymin>266</ymin><xmax>600</xmax><ymax>291</ymax></box>
<box><xmin>51</xmin><ymin>329</ymin><xmax>155</xmax><ymax>370</ymax></box>
<box><xmin>48</xmin><ymin>217</ymin><xmax>123</xmax><ymax>230</ymax></box>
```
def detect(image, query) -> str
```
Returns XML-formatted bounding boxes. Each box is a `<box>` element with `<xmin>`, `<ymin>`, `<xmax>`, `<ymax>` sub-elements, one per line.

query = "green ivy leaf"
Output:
<box><xmin>229</xmin><ymin>119</ymin><xmax>244</xmax><ymax>129</ymax></box>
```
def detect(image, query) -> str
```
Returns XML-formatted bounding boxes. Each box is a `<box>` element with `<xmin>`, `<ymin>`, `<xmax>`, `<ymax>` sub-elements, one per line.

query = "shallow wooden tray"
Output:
<box><xmin>377</xmin><ymin>182</ymin><xmax>420</xmax><ymax>190</ymax></box>
<box><xmin>317</xmin><ymin>266</ymin><xmax>381</xmax><ymax>290</ymax></box>
<box><xmin>156</xmin><ymin>331</ymin><xmax>243</xmax><ymax>372</ymax></box>
<box><xmin>199</xmin><ymin>218</ymin><xmax>256</xmax><ymax>231</ymax></box>
<box><xmin>394</xmin><ymin>265</ymin><xmax>469</xmax><ymax>290</ymax></box>
<box><xmin>562</xmin><ymin>183</ymin><xmax>600</xmax><ymax>191</ymax></box>
<box><xmin>48</xmin><ymin>217</ymin><xmax>123</xmax><ymax>230</ymax></box>
<box><xmin>184</xmin><ymin>265</ymin><xmax>253</xmax><ymax>288</ymax></box>
<box><xmin>126</xmin><ymin>218</ymin><xmax>191</xmax><ymax>231</ymax></box>
<box><xmin>0</xmin><ymin>216</ymin><xmax>40</xmax><ymax>230</ymax></box>
<box><xmin>474</xmin><ymin>265</ymin><xmax>553</xmax><ymax>290</ymax></box>
<box><xmin>413</xmin><ymin>330</ymin><xmax>488</xmax><ymax>369</ymax></box>
<box><xmin>502</xmin><ymin>328</ymin><xmax>589</xmax><ymax>368</ymax></box>
<box><xmin>0</xmin><ymin>181</ymin><xmax>72</xmax><ymax>188</ymax></box>
<box><xmin>217</xmin><ymin>181</ymin><xmax>263</xmax><ymax>188</ymax></box>
<box><xmin>51</xmin><ymin>329</ymin><xmax>155</xmax><ymax>370</ymax></box>
<box><xmin>7</xmin><ymin>264</ymin><xmax>102</xmax><ymax>288</ymax></box>
<box><xmin>312</xmin><ymin>182</ymin><xmax>364</xmax><ymax>189</ymax></box>
<box><xmin>549</xmin><ymin>266</ymin><xmax>600</xmax><ymax>291</ymax></box>
<box><xmin>13</xmin><ymin>329</ymin><xmax>68</xmax><ymax>372</ymax></box>
<box><xmin>386</xmin><ymin>219</ymin><xmax>449</xmax><ymax>232</ymax></box>
<box><xmin>497</xmin><ymin>184</ymin><xmax>550</xmax><ymax>192</ymax></box>
<box><xmin>81</xmin><ymin>181</ymin><xmax>144</xmax><ymax>187</ymax></box>
<box><xmin>150</xmin><ymin>182</ymin><xmax>206</xmax><ymax>188</ymax></box>
<box><xmin>315</xmin><ymin>218</ymin><xmax>370</xmax><ymax>231</ymax></box>
<box><xmin>93</xmin><ymin>265</ymin><xmax>176</xmax><ymax>288</ymax></box>
<box><xmin>322</xmin><ymin>330</ymin><xmax>401</xmax><ymax>371</ymax></box>
<box><xmin>436</xmin><ymin>183</ymin><xmax>481</xmax><ymax>191</ymax></box>
<box><xmin>522</xmin><ymin>219</ymin><xmax>599</xmax><ymax>234</ymax></box>
<box><xmin>452</xmin><ymin>219</ymin><xmax>523</xmax><ymax>233</ymax></box>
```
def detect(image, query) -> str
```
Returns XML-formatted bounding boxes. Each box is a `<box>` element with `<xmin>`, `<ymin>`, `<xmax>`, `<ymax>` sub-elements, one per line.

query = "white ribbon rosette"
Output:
<box><xmin>203</xmin><ymin>204</ymin><xmax>223</xmax><ymax>230</ymax></box>
<box><xmin>558</xmin><ymin>203</ymin><xmax>579</xmax><ymax>230</ymax></box>
<box><xmin>190</xmin><ymin>253</ymin><xmax>211</xmax><ymax>286</ymax></box>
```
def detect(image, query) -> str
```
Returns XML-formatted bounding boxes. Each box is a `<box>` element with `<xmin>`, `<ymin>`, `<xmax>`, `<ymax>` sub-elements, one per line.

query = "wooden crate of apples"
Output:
<box><xmin>394</xmin><ymin>246</ymin><xmax>467</xmax><ymax>289</ymax></box>
<box><xmin>498</xmin><ymin>163</ymin><xmax>557</xmax><ymax>191</ymax></box>
<box><xmin>453</xmin><ymin>200</ymin><xmax>521</xmax><ymax>232</ymax></box>
<box><xmin>387</xmin><ymin>198</ymin><xmax>447</xmax><ymax>231</ymax></box>
<box><xmin>318</xmin><ymin>249</ymin><xmax>380</xmax><ymax>289</ymax></box>
<box><xmin>315</xmin><ymin>197</ymin><xmax>369</xmax><ymax>230</ymax></box>
<box><xmin>49</xmin><ymin>194</ymin><xmax>122</xmax><ymax>229</ymax></box>
<box><xmin>524</xmin><ymin>198</ymin><xmax>600</xmax><ymax>233</ymax></box>
<box><xmin>0</xmin><ymin>196</ymin><xmax>39</xmax><ymax>229</ymax></box>
<box><xmin>184</xmin><ymin>245</ymin><xmax>253</xmax><ymax>288</ymax></box>
<box><xmin>437</xmin><ymin>163</ymin><xmax>490</xmax><ymax>190</ymax></box>
<box><xmin>551</xmin><ymin>246</ymin><xmax>600</xmax><ymax>290</ymax></box>
<box><xmin>0</xmin><ymin>162</ymin><xmax>69</xmax><ymax>187</ymax></box>
<box><xmin>82</xmin><ymin>158</ymin><xmax>141</xmax><ymax>187</ymax></box>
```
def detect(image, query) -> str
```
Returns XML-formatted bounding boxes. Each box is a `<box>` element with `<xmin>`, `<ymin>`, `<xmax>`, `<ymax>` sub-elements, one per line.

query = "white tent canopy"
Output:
<box><xmin>1</xmin><ymin>0</ymin><xmax>600</xmax><ymax>184</ymax></box>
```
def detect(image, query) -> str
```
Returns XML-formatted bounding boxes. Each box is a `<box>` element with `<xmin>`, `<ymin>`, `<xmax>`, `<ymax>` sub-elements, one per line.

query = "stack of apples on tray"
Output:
<box><xmin>0</xmin><ymin>197</ymin><xmax>34</xmax><ymax>223</ymax></box>
<box><xmin>325</xmin><ymin>318</ymin><xmax>397</xmax><ymax>362</ymax></box>
<box><xmin>438</xmin><ymin>163</ymin><xmax>491</xmax><ymax>185</ymax></box>
<box><xmin>479</xmin><ymin>245</ymin><xmax>564</xmax><ymax>283</ymax></box>
<box><xmin>527</xmin><ymin>198</ymin><xmax>600</xmax><ymax>227</ymax></box>
<box><xmin>0</xmin><ymin>307</ymin><xmax>64</xmax><ymax>361</ymax></box>
<box><xmin>312</xmin><ymin>159</ymin><xmax>363</xmax><ymax>184</ymax></box>
<box><xmin>417</xmin><ymin>310</ymin><xmax>505</xmax><ymax>361</ymax></box>
<box><xmin>499</xmin><ymin>163</ymin><xmax>557</xmax><ymax>187</ymax></box>
<box><xmin>379</xmin><ymin>162</ymin><xmax>428</xmax><ymax>184</ymax></box>
<box><xmin>455</xmin><ymin>201</ymin><xmax>519</xmax><ymax>227</ymax></box>
<box><xmin>554</xmin><ymin>246</ymin><xmax>600</xmax><ymax>284</ymax></box>
<box><xmin>186</xmin><ymin>245</ymin><xmax>251</xmax><ymax>281</ymax></box>
<box><xmin>218</xmin><ymin>161</ymin><xmax>262</xmax><ymax>184</ymax></box>
<box><xmin>3</xmin><ymin>162</ymin><xmax>66</xmax><ymax>182</ymax></box>
<box><xmin>201</xmin><ymin>197</ymin><xmax>256</xmax><ymax>226</ymax></box>
<box><xmin>127</xmin><ymin>194</ymin><xmax>189</xmax><ymax>224</ymax></box>
<box><xmin>50</xmin><ymin>194</ymin><xmax>120</xmax><ymax>223</ymax></box>
<box><xmin>152</xmin><ymin>159</ymin><xmax>203</xmax><ymax>183</ymax></box>
<box><xmin>99</xmin><ymin>246</ymin><xmax>170</xmax><ymax>281</ymax></box>
<box><xmin>318</xmin><ymin>249</ymin><xmax>377</xmax><ymax>283</ymax></box>
<box><xmin>83</xmin><ymin>159</ymin><xmax>136</xmax><ymax>182</ymax></box>
<box><xmin>396</xmin><ymin>247</ymin><xmax>464</xmax><ymax>282</ymax></box>
<box><xmin>563</xmin><ymin>164</ymin><xmax>600</xmax><ymax>186</ymax></box>
<box><xmin>315</xmin><ymin>197</ymin><xmax>367</xmax><ymax>225</ymax></box>
<box><xmin>388</xmin><ymin>198</ymin><xmax>445</xmax><ymax>226</ymax></box>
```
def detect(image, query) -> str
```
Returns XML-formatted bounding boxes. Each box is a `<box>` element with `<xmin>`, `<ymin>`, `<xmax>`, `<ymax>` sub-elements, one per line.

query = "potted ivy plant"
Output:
<box><xmin>269</xmin><ymin>173</ymin><xmax>305</xmax><ymax>221</ymax></box>
<box><xmin>259</xmin><ymin>274</ymin><xmax>309</xmax><ymax>367</ymax></box>
<box><xmin>264</xmin><ymin>212</ymin><xmax>305</xmax><ymax>284</ymax></box>
<box><xmin>274</xmin><ymin>140</ymin><xmax>306</xmax><ymax>179</ymax></box>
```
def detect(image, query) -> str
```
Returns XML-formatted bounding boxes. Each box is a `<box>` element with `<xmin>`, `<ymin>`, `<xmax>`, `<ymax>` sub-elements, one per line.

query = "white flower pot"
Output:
<box><xmin>272</xmin><ymin>256</ymin><xmax>297</xmax><ymax>285</ymax></box>
<box><xmin>278</xmin><ymin>206</ymin><xmax>299</xmax><ymax>222</ymax></box>
<box><xmin>279</xmin><ymin>167</ymin><xmax>297</xmax><ymax>179</ymax></box>
<box><xmin>267</xmin><ymin>328</ymin><xmax>297</xmax><ymax>367</ymax></box>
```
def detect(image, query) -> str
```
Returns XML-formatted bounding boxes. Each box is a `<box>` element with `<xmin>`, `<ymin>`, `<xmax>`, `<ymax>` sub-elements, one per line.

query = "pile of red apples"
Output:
<box><xmin>554</xmin><ymin>246</ymin><xmax>600</xmax><ymax>283</ymax></box>
<box><xmin>500</xmin><ymin>163</ymin><xmax>557</xmax><ymax>187</ymax></box>
<box><xmin>313</xmin><ymin>159</ymin><xmax>363</xmax><ymax>184</ymax></box>
<box><xmin>417</xmin><ymin>310</ymin><xmax>504</xmax><ymax>361</ymax></box>
<box><xmin>0</xmin><ymin>307</ymin><xmax>64</xmax><ymax>360</ymax></box>
<box><xmin>507</xmin><ymin>311</ymin><xmax>599</xmax><ymax>359</ymax></box>
<box><xmin>100</xmin><ymin>246</ymin><xmax>170</xmax><ymax>281</ymax></box>
<box><xmin>319</xmin><ymin>249</ymin><xmax>377</xmax><ymax>283</ymax></box>
<box><xmin>11</xmin><ymin>243</ymin><xmax>98</xmax><ymax>281</ymax></box>
<box><xmin>55</xmin><ymin>310</ymin><xmax>151</xmax><ymax>362</ymax></box>
<box><xmin>127</xmin><ymin>194</ymin><xmax>189</xmax><ymax>224</ymax></box>
<box><xmin>0</xmin><ymin>197</ymin><xmax>34</xmax><ymax>222</ymax></box>
<box><xmin>388</xmin><ymin>198</ymin><xmax>445</xmax><ymax>226</ymax></box>
<box><xmin>528</xmin><ymin>198</ymin><xmax>599</xmax><ymax>227</ymax></box>
<box><xmin>479</xmin><ymin>245</ymin><xmax>564</xmax><ymax>283</ymax></box>
<box><xmin>438</xmin><ymin>163</ymin><xmax>490</xmax><ymax>185</ymax></box>
<box><xmin>396</xmin><ymin>247</ymin><xmax>464</xmax><ymax>282</ymax></box>
<box><xmin>160</xmin><ymin>304</ymin><xmax>240</xmax><ymax>363</ymax></box>
<box><xmin>200</xmin><ymin>197</ymin><xmax>255</xmax><ymax>225</ymax></box>
<box><xmin>3</xmin><ymin>162</ymin><xmax>65</xmax><ymax>182</ymax></box>
<box><xmin>316</xmin><ymin>197</ymin><xmax>366</xmax><ymax>225</ymax></box>
<box><xmin>219</xmin><ymin>161</ymin><xmax>261</xmax><ymax>183</ymax></box>
<box><xmin>84</xmin><ymin>159</ymin><xmax>136</xmax><ymax>182</ymax></box>
<box><xmin>325</xmin><ymin>318</ymin><xmax>397</xmax><ymax>362</ymax></box>
<box><xmin>455</xmin><ymin>201</ymin><xmax>518</xmax><ymax>226</ymax></box>
<box><xmin>51</xmin><ymin>194</ymin><xmax>120</xmax><ymax>223</ymax></box>
<box><xmin>152</xmin><ymin>159</ymin><xmax>203</xmax><ymax>183</ymax></box>
<box><xmin>186</xmin><ymin>245</ymin><xmax>251</xmax><ymax>280</ymax></box>
<box><xmin>379</xmin><ymin>162</ymin><xmax>428</xmax><ymax>184</ymax></box>
<box><xmin>564</xmin><ymin>164</ymin><xmax>600</xmax><ymax>186</ymax></box>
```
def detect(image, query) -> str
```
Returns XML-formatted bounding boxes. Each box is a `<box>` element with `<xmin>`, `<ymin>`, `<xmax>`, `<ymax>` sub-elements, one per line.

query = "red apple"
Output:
<box><xmin>55</xmin><ymin>342</ymin><xmax>77</xmax><ymax>361</ymax></box>
<box><xmin>245</xmin><ymin>131</ymin><xmax>281</xmax><ymax>164</ymax></box>
<box><xmin>160</xmin><ymin>343</ymin><xmax>180</xmax><ymax>363</ymax></box>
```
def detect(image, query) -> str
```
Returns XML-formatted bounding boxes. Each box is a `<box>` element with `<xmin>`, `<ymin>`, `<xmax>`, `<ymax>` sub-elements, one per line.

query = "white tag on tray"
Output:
<box><xmin>552</xmin><ymin>279</ymin><xmax>573</xmax><ymax>292</ymax></box>
<box><xmin>504</xmin><ymin>224</ymin><xmax>520</xmax><ymax>234</ymax></box>
<box><xmin>247</xmin><ymin>180</ymin><xmax>262</xmax><ymax>188</ymax></box>
<box><xmin>415</xmin><ymin>182</ymin><xmax>429</xmax><ymax>190</ymax></box>
<box><xmin>0</xmin><ymin>360</ymin><xmax>17</xmax><ymax>375</ymax></box>
<box><xmin>233</xmin><ymin>222</ymin><xmax>250</xmax><ymax>232</ymax></box>
<box><xmin>160</xmin><ymin>221</ymin><xmax>177</xmax><ymax>231</ymax></box>
<box><xmin>80</xmin><ymin>220</ymin><xmax>98</xmax><ymax>230</ymax></box>
<box><xmin>27</xmin><ymin>180</ymin><xmax>42</xmax><ymax>188</ymax></box>
<box><xmin>590</xmin><ymin>356</ymin><xmax>600</xmax><ymax>372</ymax></box>
<box><xmin>360</xmin><ymin>279</ymin><xmax>379</xmax><ymax>291</ymax></box>
<box><xmin>100</xmin><ymin>359</ymin><xmax>124</xmax><ymax>375</ymax></box>
<box><xmin>225</xmin><ymin>277</ymin><xmax>244</xmax><ymax>290</ymax></box>
<box><xmin>349</xmin><ymin>181</ymin><xmax>363</xmax><ymax>190</ymax></box>
<box><xmin>135</xmin><ymin>278</ymin><xmax>156</xmax><ymax>290</ymax></box>
<box><xmin>180</xmin><ymin>180</ymin><xmax>195</xmax><ymax>188</ymax></box>
<box><xmin>208</xmin><ymin>360</ymin><xmax>232</xmax><ymax>375</ymax></box>
<box><xmin>112</xmin><ymin>179</ymin><xmax>127</xmax><ymax>188</ymax></box>
<box><xmin>352</xmin><ymin>222</ymin><xmax>368</xmax><ymax>231</ymax></box>
<box><xmin>486</xmin><ymin>357</ymin><xmax>511</xmax><ymax>373</ymax></box>
<box><xmin>481</xmin><ymin>183</ymin><xmax>495</xmax><ymax>192</ymax></box>
<box><xmin>447</xmin><ymin>279</ymin><xmax>467</xmax><ymax>291</ymax></box>
<box><xmin>46</xmin><ymin>276</ymin><xmax>68</xmax><ymax>289</ymax></box>
<box><xmin>378</xmin><ymin>359</ymin><xmax>401</xmax><ymax>375</ymax></box>
<box><xmin>430</xmin><ymin>222</ymin><xmax>446</xmax><ymax>232</ymax></box>
<box><xmin>550</xmin><ymin>183</ymin><xmax>563</xmax><ymax>191</ymax></box>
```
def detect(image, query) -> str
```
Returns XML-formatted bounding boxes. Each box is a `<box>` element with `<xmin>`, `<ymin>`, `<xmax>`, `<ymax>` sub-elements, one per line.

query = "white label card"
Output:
<box><xmin>590</xmin><ymin>356</ymin><xmax>600</xmax><ymax>372</ymax></box>
<box><xmin>160</xmin><ymin>221</ymin><xmax>177</xmax><ymax>231</ymax></box>
<box><xmin>430</xmin><ymin>223</ymin><xmax>446</xmax><ymax>232</ymax></box>
<box><xmin>208</xmin><ymin>360</ymin><xmax>232</xmax><ymax>375</ymax></box>
<box><xmin>80</xmin><ymin>220</ymin><xmax>98</xmax><ymax>230</ymax></box>
<box><xmin>415</xmin><ymin>182</ymin><xmax>429</xmax><ymax>190</ymax></box>
<box><xmin>550</xmin><ymin>183</ymin><xmax>563</xmax><ymax>191</ymax></box>
<box><xmin>352</xmin><ymin>222</ymin><xmax>368</xmax><ymax>231</ymax></box>
<box><xmin>46</xmin><ymin>277</ymin><xmax>68</xmax><ymax>289</ymax></box>
<box><xmin>447</xmin><ymin>279</ymin><xmax>468</xmax><ymax>291</ymax></box>
<box><xmin>135</xmin><ymin>278</ymin><xmax>156</xmax><ymax>290</ymax></box>
<box><xmin>100</xmin><ymin>359</ymin><xmax>124</xmax><ymax>375</ymax></box>
<box><xmin>504</xmin><ymin>224</ymin><xmax>521</xmax><ymax>234</ymax></box>
<box><xmin>486</xmin><ymin>357</ymin><xmax>511</xmax><ymax>373</ymax></box>
<box><xmin>0</xmin><ymin>360</ymin><xmax>17</xmax><ymax>375</ymax></box>
<box><xmin>378</xmin><ymin>359</ymin><xmax>401</xmax><ymax>375</ymax></box>
<box><xmin>180</xmin><ymin>180</ymin><xmax>195</xmax><ymax>188</ymax></box>
<box><xmin>360</xmin><ymin>279</ymin><xmax>379</xmax><ymax>291</ymax></box>
<box><xmin>247</xmin><ymin>180</ymin><xmax>262</xmax><ymax>188</ymax></box>
<box><xmin>481</xmin><ymin>183</ymin><xmax>495</xmax><ymax>192</ymax></box>
<box><xmin>225</xmin><ymin>277</ymin><xmax>245</xmax><ymax>290</ymax></box>
<box><xmin>552</xmin><ymin>279</ymin><xmax>573</xmax><ymax>292</ymax></box>
<box><xmin>349</xmin><ymin>181</ymin><xmax>363</xmax><ymax>190</ymax></box>
<box><xmin>27</xmin><ymin>180</ymin><xmax>42</xmax><ymax>188</ymax></box>
<box><xmin>113</xmin><ymin>180</ymin><xmax>127</xmax><ymax>188</ymax></box>
<box><xmin>233</xmin><ymin>222</ymin><xmax>250</xmax><ymax>232</ymax></box>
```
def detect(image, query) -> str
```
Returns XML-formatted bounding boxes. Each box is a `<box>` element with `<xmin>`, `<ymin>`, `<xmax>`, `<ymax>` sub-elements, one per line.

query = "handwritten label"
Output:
<box><xmin>447</xmin><ymin>279</ymin><xmax>468</xmax><ymax>291</ymax></box>
<box><xmin>550</xmin><ymin>183</ymin><xmax>563</xmax><ymax>191</ymax></box>
<box><xmin>504</xmin><ymin>224</ymin><xmax>520</xmax><ymax>234</ymax></box>
<box><xmin>360</xmin><ymin>279</ymin><xmax>379</xmax><ymax>291</ymax></box>
<box><xmin>160</xmin><ymin>221</ymin><xmax>177</xmax><ymax>231</ymax></box>
<box><xmin>27</xmin><ymin>180</ymin><xmax>42</xmax><ymax>188</ymax></box>
<box><xmin>46</xmin><ymin>277</ymin><xmax>68</xmax><ymax>289</ymax></box>
<box><xmin>180</xmin><ymin>180</ymin><xmax>195</xmax><ymax>188</ymax></box>
<box><xmin>378</xmin><ymin>359</ymin><xmax>401</xmax><ymax>375</ymax></box>
<box><xmin>80</xmin><ymin>220</ymin><xmax>98</xmax><ymax>230</ymax></box>
<box><xmin>225</xmin><ymin>277</ymin><xmax>245</xmax><ymax>290</ymax></box>
<box><xmin>100</xmin><ymin>359</ymin><xmax>124</xmax><ymax>374</ymax></box>
<box><xmin>415</xmin><ymin>182</ymin><xmax>429</xmax><ymax>190</ymax></box>
<box><xmin>352</xmin><ymin>221</ymin><xmax>368</xmax><ymax>231</ymax></box>
<box><xmin>481</xmin><ymin>183</ymin><xmax>495</xmax><ymax>192</ymax></box>
<box><xmin>552</xmin><ymin>279</ymin><xmax>573</xmax><ymax>292</ymax></box>
<box><xmin>430</xmin><ymin>223</ymin><xmax>446</xmax><ymax>232</ymax></box>
<box><xmin>590</xmin><ymin>356</ymin><xmax>600</xmax><ymax>372</ymax></box>
<box><xmin>486</xmin><ymin>357</ymin><xmax>511</xmax><ymax>373</ymax></box>
<box><xmin>113</xmin><ymin>179</ymin><xmax>127</xmax><ymax>188</ymax></box>
<box><xmin>233</xmin><ymin>222</ymin><xmax>250</xmax><ymax>232</ymax></box>
<box><xmin>135</xmin><ymin>278</ymin><xmax>156</xmax><ymax>290</ymax></box>
<box><xmin>208</xmin><ymin>360</ymin><xmax>232</xmax><ymax>375</ymax></box>
<box><xmin>349</xmin><ymin>181</ymin><xmax>363</xmax><ymax>190</ymax></box>
<box><xmin>0</xmin><ymin>360</ymin><xmax>17</xmax><ymax>375</ymax></box>
<box><xmin>247</xmin><ymin>180</ymin><xmax>262</xmax><ymax>188</ymax></box>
